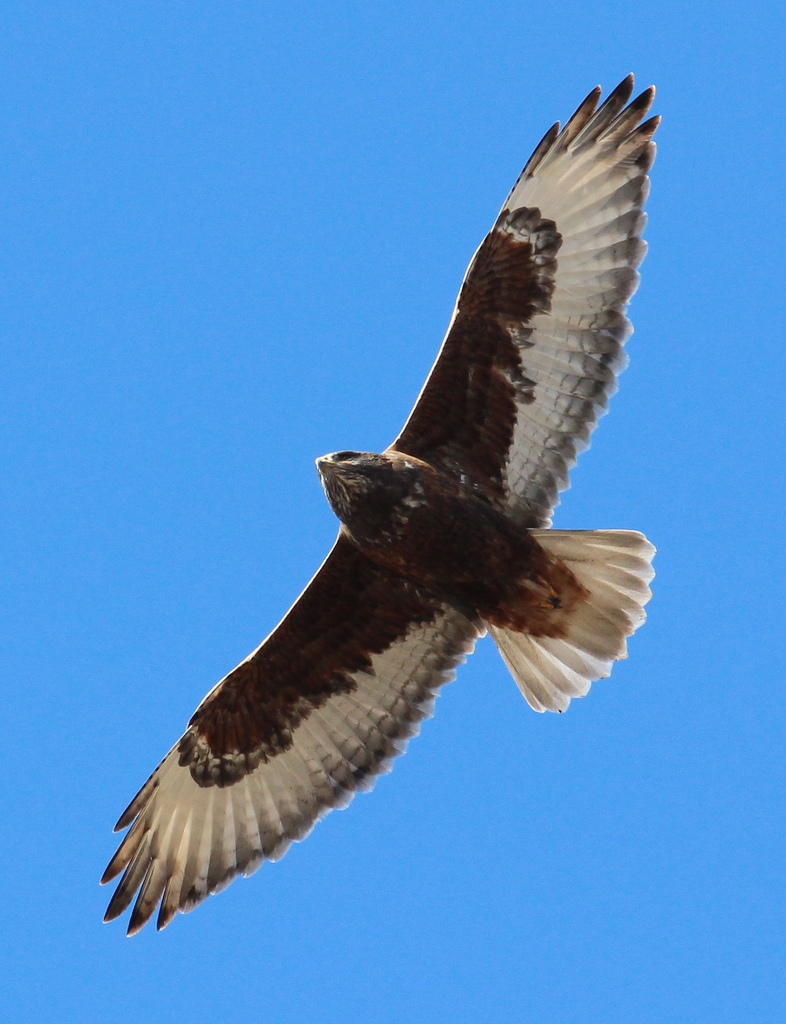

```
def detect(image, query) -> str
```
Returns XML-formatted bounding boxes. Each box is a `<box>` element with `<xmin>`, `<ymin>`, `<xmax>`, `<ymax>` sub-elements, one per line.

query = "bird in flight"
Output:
<box><xmin>103</xmin><ymin>75</ymin><xmax>658</xmax><ymax>935</ymax></box>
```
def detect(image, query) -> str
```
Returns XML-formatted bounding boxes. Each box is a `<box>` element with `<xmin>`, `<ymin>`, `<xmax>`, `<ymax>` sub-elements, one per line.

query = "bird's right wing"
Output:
<box><xmin>102</xmin><ymin>534</ymin><xmax>480</xmax><ymax>935</ymax></box>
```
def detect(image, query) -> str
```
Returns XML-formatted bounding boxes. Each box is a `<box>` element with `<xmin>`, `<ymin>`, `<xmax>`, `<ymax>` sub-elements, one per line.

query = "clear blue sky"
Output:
<box><xmin>3</xmin><ymin>2</ymin><xmax>785</xmax><ymax>1022</ymax></box>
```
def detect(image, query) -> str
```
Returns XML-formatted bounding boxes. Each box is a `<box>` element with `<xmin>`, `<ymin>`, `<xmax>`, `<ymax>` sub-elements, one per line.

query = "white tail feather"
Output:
<box><xmin>486</xmin><ymin>529</ymin><xmax>654</xmax><ymax>713</ymax></box>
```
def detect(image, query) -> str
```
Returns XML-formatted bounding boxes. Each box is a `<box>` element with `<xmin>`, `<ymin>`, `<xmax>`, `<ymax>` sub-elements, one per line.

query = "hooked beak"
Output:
<box><xmin>316</xmin><ymin>453</ymin><xmax>354</xmax><ymax>475</ymax></box>
<box><xmin>316</xmin><ymin>454</ymin><xmax>343</xmax><ymax>477</ymax></box>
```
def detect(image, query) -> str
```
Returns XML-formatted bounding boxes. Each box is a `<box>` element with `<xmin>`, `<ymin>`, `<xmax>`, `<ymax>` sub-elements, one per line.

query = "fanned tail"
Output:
<box><xmin>485</xmin><ymin>529</ymin><xmax>654</xmax><ymax>712</ymax></box>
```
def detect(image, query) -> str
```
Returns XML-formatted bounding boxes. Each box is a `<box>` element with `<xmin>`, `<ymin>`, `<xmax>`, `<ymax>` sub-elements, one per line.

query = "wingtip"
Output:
<box><xmin>114</xmin><ymin>799</ymin><xmax>139</xmax><ymax>832</ymax></box>
<box><xmin>127</xmin><ymin>905</ymin><xmax>152</xmax><ymax>937</ymax></box>
<box><xmin>629</xmin><ymin>85</ymin><xmax>657</xmax><ymax>122</ymax></box>
<box><xmin>100</xmin><ymin>846</ymin><xmax>127</xmax><ymax>886</ymax></box>
<box><xmin>103</xmin><ymin>904</ymin><xmax>121</xmax><ymax>924</ymax></box>
<box><xmin>608</xmin><ymin>74</ymin><xmax>635</xmax><ymax>104</ymax></box>
<box><xmin>519</xmin><ymin>120</ymin><xmax>561</xmax><ymax>178</ymax></box>
<box><xmin>156</xmin><ymin>900</ymin><xmax>178</xmax><ymax>932</ymax></box>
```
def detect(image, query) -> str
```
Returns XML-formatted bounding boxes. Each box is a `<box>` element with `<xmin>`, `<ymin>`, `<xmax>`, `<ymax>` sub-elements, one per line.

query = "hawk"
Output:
<box><xmin>103</xmin><ymin>76</ymin><xmax>658</xmax><ymax>934</ymax></box>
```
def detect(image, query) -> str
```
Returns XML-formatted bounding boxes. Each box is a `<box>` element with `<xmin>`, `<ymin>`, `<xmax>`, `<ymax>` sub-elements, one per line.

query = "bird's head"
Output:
<box><xmin>316</xmin><ymin>450</ymin><xmax>426</xmax><ymax>545</ymax></box>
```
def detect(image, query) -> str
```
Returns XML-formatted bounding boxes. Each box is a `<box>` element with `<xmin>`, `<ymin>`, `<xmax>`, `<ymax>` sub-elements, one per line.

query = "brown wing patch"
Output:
<box><xmin>178</xmin><ymin>534</ymin><xmax>441</xmax><ymax>788</ymax></box>
<box><xmin>393</xmin><ymin>208</ymin><xmax>561</xmax><ymax>504</ymax></box>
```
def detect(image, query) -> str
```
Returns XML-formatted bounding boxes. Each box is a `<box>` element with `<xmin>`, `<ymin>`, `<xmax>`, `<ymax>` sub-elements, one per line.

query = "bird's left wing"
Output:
<box><xmin>392</xmin><ymin>76</ymin><xmax>659</xmax><ymax>525</ymax></box>
<box><xmin>102</xmin><ymin>533</ymin><xmax>480</xmax><ymax>934</ymax></box>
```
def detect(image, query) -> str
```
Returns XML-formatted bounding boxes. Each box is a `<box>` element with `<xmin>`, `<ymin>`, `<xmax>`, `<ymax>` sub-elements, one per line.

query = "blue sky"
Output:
<box><xmin>3</xmin><ymin>2</ymin><xmax>785</xmax><ymax>1022</ymax></box>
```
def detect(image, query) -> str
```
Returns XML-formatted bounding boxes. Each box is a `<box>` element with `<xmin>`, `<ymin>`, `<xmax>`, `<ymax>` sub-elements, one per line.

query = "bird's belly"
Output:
<box><xmin>358</xmin><ymin>500</ymin><xmax>534</xmax><ymax>610</ymax></box>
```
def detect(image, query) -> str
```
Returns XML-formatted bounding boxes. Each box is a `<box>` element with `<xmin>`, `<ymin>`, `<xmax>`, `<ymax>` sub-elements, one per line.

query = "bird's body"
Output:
<box><xmin>320</xmin><ymin>451</ymin><xmax>531</xmax><ymax>594</ymax></box>
<box><xmin>103</xmin><ymin>76</ymin><xmax>659</xmax><ymax>934</ymax></box>
<box><xmin>318</xmin><ymin>450</ymin><xmax>583</xmax><ymax>636</ymax></box>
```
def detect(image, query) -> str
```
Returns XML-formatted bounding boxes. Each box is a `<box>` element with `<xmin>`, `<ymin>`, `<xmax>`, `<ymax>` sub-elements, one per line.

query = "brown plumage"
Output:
<box><xmin>103</xmin><ymin>76</ymin><xmax>658</xmax><ymax>934</ymax></box>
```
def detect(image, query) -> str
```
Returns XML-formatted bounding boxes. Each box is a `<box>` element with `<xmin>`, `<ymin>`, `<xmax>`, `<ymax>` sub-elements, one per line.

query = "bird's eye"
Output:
<box><xmin>332</xmin><ymin>451</ymin><xmax>357</xmax><ymax>462</ymax></box>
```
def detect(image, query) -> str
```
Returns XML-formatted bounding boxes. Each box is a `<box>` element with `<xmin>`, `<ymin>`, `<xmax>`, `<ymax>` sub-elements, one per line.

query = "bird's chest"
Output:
<box><xmin>346</xmin><ymin>485</ymin><xmax>534</xmax><ymax>606</ymax></box>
